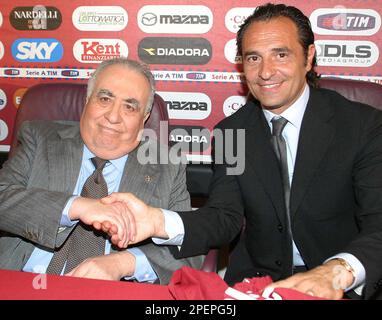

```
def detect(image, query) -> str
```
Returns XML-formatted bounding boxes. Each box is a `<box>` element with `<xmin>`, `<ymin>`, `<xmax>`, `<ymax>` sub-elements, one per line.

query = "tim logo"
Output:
<box><xmin>11</xmin><ymin>38</ymin><xmax>63</xmax><ymax>62</ymax></box>
<box><xmin>310</xmin><ymin>8</ymin><xmax>381</xmax><ymax>36</ymax></box>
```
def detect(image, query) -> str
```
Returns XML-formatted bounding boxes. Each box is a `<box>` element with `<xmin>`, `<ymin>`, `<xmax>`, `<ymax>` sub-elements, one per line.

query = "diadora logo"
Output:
<box><xmin>138</xmin><ymin>37</ymin><xmax>211</xmax><ymax>65</ymax></box>
<box><xmin>158</xmin><ymin>91</ymin><xmax>212</xmax><ymax>120</ymax></box>
<box><xmin>12</xmin><ymin>38</ymin><xmax>63</xmax><ymax>62</ymax></box>
<box><xmin>10</xmin><ymin>6</ymin><xmax>62</xmax><ymax>30</ymax></box>
<box><xmin>224</xmin><ymin>39</ymin><xmax>242</xmax><ymax>64</ymax></box>
<box><xmin>169</xmin><ymin>125</ymin><xmax>210</xmax><ymax>152</ymax></box>
<box><xmin>223</xmin><ymin>95</ymin><xmax>247</xmax><ymax>117</ymax></box>
<box><xmin>315</xmin><ymin>40</ymin><xmax>379</xmax><ymax>67</ymax></box>
<box><xmin>138</xmin><ymin>5</ymin><xmax>213</xmax><ymax>34</ymax></box>
<box><xmin>73</xmin><ymin>39</ymin><xmax>128</xmax><ymax>63</ymax></box>
<box><xmin>0</xmin><ymin>41</ymin><xmax>4</xmax><ymax>60</ymax></box>
<box><xmin>0</xmin><ymin>89</ymin><xmax>7</xmax><ymax>110</ymax></box>
<box><xmin>225</xmin><ymin>7</ymin><xmax>257</xmax><ymax>33</ymax></box>
<box><xmin>72</xmin><ymin>6</ymin><xmax>128</xmax><ymax>31</ymax></box>
<box><xmin>310</xmin><ymin>8</ymin><xmax>381</xmax><ymax>36</ymax></box>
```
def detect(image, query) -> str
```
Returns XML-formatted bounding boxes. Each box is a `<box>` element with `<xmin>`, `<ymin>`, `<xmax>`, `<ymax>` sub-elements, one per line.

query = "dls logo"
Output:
<box><xmin>315</xmin><ymin>40</ymin><xmax>379</xmax><ymax>67</ymax></box>
<box><xmin>138</xmin><ymin>37</ymin><xmax>211</xmax><ymax>65</ymax></box>
<box><xmin>10</xmin><ymin>5</ymin><xmax>62</xmax><ymax>30</ymax></box>
<box><xmin>310</xmin><ymin>8</ymin><xmax>381</xmax><ymax>36</ymax></box>
<box><xmin>73</xmin><ymin>39</ymin><xmax>128</xmax><ymax>63</ymax></box>
<box><xmin>158</xmin><ymin>91</ymin><xmax>211</xmax><ymax>120</ymax></box>
<box><xmin>138</xmin><ymin>5</ymin><xmax>213</xmax><ymax>34</ymax></box>
<box><xmin>11</xmin><ymin>38</ymin><xmax>63</xmax><ymax>62</ymax></box>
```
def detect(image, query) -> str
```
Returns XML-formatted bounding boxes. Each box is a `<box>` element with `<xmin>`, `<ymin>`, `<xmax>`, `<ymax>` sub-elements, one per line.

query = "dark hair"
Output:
<box><xmin>237</xmin><ymin>3</ymin><xmax>319</xmax><ymax>87</ymax></box>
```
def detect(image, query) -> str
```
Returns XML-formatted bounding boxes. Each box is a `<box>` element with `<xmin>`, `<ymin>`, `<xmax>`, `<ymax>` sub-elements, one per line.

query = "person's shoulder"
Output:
<box><xmin>313</xmin><ymin>86</ymin><xmax>380</xmax><ymax>117</ymax></box>
<box><xmin>19</xmin><ymin>120</ymin><xmax>79</xmax><ymax>138</ymax></box>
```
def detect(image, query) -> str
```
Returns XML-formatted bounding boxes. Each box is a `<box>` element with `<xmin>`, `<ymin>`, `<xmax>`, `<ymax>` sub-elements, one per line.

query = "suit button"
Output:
<box><xmin>255</xmin><ymin>272</ymin><xmax>263</xmax><ymax>276</ymax></box>
<box><xmin>275</xmin><ymin>260</ymin><xmax>282</xmax><ymax>266</ymax></box>
<box><xmin>277</xmin><ymin>224</ymin><xmax>283</xmax><ymax>232</ymax></box>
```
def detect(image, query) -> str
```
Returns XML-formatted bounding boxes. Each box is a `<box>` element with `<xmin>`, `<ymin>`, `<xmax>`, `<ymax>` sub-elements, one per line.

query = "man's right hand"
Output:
<box><xmin>101</xmin><ymin>192</ymin><xmax>168</xmax><ymax>245</ymax></box>
<box><xmin>68</xmin><ymin>197</ymin><xmax>136</xmax><ymax>248</ymax></box>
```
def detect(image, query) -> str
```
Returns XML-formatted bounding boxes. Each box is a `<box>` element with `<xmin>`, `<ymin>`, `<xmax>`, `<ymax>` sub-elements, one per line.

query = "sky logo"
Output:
<box><xmin>12</xmin><ymin>38</ymin><xmax>63</xmax><ymax>62</ymax></box>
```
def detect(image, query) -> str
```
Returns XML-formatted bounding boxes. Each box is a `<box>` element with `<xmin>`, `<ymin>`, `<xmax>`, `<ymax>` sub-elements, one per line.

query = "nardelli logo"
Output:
<box><xmin>10</xmin><ymin>6</ymin><xmax>62</xmax><ymax>30</ymax></box>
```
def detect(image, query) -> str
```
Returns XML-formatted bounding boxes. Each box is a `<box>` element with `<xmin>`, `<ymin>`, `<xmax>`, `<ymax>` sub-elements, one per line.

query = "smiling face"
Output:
<box><xmin>80</xmin><ymin>64</ymin><xmax>151</xmax><ymax>160</ymax></box>
<box><xmin>242</xmin><ymin>17</ymin><xmax>315</xmax><ymax>114</ymax></box>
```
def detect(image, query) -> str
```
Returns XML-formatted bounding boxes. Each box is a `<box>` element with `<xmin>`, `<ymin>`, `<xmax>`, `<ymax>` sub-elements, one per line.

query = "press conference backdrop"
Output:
<box><xmin>0</xmin><ymin>0</ymin><xmax>381</xmax><ymax>161</ymax></box>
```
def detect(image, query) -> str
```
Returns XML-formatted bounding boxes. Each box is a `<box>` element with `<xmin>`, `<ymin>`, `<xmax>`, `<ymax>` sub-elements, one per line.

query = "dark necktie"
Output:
<box><xmin>270</xmin><ymin>117</ymin><xmax>293</xmax><ymax>244</ymax></box>
<box><xmin>46</xmin><ymin>157</ymin><xmax>108</xmax><ymax>275</ymax></box>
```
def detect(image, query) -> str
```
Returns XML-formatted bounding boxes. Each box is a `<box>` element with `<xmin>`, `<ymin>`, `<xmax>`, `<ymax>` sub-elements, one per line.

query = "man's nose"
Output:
<box><xmin>258</xmin><ymin>58</ymin><xmax>276</xmax><ymax>80</ymax></box>
<box><xmin>105</xmin><ymin>101</ymin><xmax>121</xmax><ymax>123</ymax></box>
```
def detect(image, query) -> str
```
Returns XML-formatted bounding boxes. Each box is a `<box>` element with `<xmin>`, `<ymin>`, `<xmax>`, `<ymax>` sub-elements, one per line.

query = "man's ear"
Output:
<box><xmin>305</xmin><ymin>44</ymin><xmax>316</xmax><ymax>71</ymax></box>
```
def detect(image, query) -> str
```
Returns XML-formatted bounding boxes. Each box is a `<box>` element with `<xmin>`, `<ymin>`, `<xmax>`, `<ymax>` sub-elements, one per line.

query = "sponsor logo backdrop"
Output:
<box><xmin>0</xmin><ymin>0</ymin><xmax>381</xmax><ymax>157</ymax></box>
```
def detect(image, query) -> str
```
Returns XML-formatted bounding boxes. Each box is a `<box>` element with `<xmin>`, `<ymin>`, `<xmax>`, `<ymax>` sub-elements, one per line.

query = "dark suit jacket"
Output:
<box><xmin>173</xmin><ymin>86</ymin><xmax>382</xmax><ymax>299</ymax></box>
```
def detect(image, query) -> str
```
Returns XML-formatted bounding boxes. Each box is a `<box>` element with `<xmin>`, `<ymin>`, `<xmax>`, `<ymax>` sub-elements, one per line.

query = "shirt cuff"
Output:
<box><xmin>325</xmin><ymin>253</ymin><xmax>365</xmax><ymax>292</ymax></box>
<box><xmin>152</xmin><ymin>209</ymin><xmax>184</xmax><ymax>246</ymax></box>
<box><xmin>124</xmin><ymin>247</ymin><xmax>157</xmax><ymax>283</ymax></box>
<box><xmin>60</xmin><ymin>196</ymin><xmax>79</xmax><ymax>227</ymax></box>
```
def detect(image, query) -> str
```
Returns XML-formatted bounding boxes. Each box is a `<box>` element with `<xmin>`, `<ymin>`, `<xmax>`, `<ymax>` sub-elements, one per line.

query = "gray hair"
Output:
<box><xmin>86</xmin><ymin>57</ymin><xmax>156</xmax><ymax>114</ymax></box>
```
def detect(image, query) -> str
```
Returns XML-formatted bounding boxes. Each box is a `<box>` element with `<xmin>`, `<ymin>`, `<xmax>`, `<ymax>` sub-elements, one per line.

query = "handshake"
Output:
<box><xmin>69</xmin><ymin>193</ymin><xmax>165</xmax><ymax>249</ymax></box>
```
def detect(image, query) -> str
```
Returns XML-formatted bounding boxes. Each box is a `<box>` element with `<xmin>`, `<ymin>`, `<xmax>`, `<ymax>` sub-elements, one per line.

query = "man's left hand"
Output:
<box><xmin>65</xmin><ymin>251</ymin><xmax>136</xmax><ymax>281</ymax></box>
<box><xmin>264</xmin><ymin>260</ymin><xmax>354</xmax><ymax>299</ymax></box>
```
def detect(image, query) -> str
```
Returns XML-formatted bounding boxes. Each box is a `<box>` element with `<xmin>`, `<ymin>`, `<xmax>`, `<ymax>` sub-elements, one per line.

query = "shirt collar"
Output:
<box><xmin>263</xmin><ymin>84</ymin><xmax>310</xmax><ymax>130</ymax></box>
<box><xmin>83</xmin><ymin>145</ymin><xmax>128</xmax><ymax>172</ymax></box>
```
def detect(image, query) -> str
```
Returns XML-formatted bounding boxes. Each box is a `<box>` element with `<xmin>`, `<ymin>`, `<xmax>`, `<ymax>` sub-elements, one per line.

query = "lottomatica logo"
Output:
<box><xmin>72</xmin><ymin>6</ymin><xmax>128</xmax><ymax>31</ymax></box>
<box><xmin>12</xmin><ymin>38</ymin><xmax>63</xmax><ymax>62</ymax></box>
<box><xmin>224</xmin><ymin>39</ymin><xmax>242</xmax><ymax>64</ymax></box>
<box><xmin>158</xmin><ymin>91</ymin><xmax>212</xmax><ymax>120</ymax></box>
<box><xmin>310</xmin><ymin>8</ymin><xmax>381</xmax><ymax>36</ymax></box>
<box><xmin>223</xmin><ymin>95</ymin><xmax>247</xmax><ymax>117</ymax></box>
<box><xmin>315</xmin><ymin>40</ymin><xmax>379</xmax><ymax>67</ymax></box>
<box><xmin>138</xmin><ymin>37</ymin><xmax>211</xmax><ymax>65</ymax></box>
<box><xmin>0</xmin><ymin>89</ymin><xmax>7</xmax><ymax>110</ymax></box>
<box><xmin>138</xmin><ymin>5</ymin><xmax>213</xmax><ymax>34</ymax></box>
<box><xmin>225</xmin><ymin>7</ymin><xmax>256</xmax><ymax>33</ymax></box>
<box><xmin>10</xmin><ymin>6</ymin><xmax>62</xmax><ymax>30</ymax></box>
<box><xmin>0</xmin><ymin>41</ymin><xmax>4</xmax><ymax>60</ymax></box>
<box><xmin>73</xmin><ymin>38</ymin><xmax>128</xmax><ymax>63</ymax></box>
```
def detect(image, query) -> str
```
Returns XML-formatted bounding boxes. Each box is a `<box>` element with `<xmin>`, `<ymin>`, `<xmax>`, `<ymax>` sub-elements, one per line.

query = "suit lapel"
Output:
<box><xmin>118</xmin><ymin>140</ymin><xmax>161</xmax><ymax>201</ymax></box>
<box><xmin>244</xmin><ymin>103</ymin><xmax>287</xmax><ymax>224</ymax></box>
<box><xmin>290</xmin><ymin>88</ymin><xmax>335</xmax><ymax>218</ymax></box>
<box><xmin>47</xmin><ymin>124</ymin><xmax>83</xmax><ymax>193</ymax></box>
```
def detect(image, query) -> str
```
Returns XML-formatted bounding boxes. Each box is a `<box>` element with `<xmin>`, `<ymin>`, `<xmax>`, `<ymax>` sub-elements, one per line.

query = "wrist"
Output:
<box><xmin>326</xmin><ymin>258</ymin><xmax>355</xmax><ymax>289</ymax></box>
<box><xmin>151</xmin><ymin>208</ymin><xmax>168</xmax><ymax>238</ymax></box>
